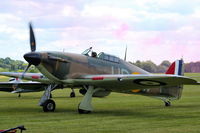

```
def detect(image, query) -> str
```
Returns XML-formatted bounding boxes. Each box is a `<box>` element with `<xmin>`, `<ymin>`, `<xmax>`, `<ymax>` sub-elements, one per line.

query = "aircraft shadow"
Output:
<box><xmin>91</xmin><ymin>104</ymin><xmax>200</xmax><ymax>119</ymax></box>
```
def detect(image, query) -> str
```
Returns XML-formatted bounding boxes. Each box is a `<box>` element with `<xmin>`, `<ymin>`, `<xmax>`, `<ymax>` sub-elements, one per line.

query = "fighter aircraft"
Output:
<box><xmin>0</xmin><ymin>23</ymin><xmax>199</xmax><ymax>114</ymax></box>
<box><xmin>0</xmin><ymin>73</ymin><xmax>46</xmax><ymax>97</ymax></box>
<box><xmin>0</xmin><ymin>72</ymin><xmax>76</xmax><ymax>98</ymax></box>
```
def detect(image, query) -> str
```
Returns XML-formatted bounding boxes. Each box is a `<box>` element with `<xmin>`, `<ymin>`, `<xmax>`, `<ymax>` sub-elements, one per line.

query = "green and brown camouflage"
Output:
<box><xmin>23</xmin><ymin>49</ymin><xmax>186</xmax><ymax>100</ymax></box>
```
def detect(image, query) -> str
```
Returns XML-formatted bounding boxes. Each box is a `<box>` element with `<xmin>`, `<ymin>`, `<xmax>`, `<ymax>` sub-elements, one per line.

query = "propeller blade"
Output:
<box><xmin>21</xmin><ymin>63</ymin><xmax>31</xmax><ymax>79</ymax></box>
<box><xmin>29</xmin><ymin>23</ymin><xmax>36</xmax><ymax>52</ymax></box>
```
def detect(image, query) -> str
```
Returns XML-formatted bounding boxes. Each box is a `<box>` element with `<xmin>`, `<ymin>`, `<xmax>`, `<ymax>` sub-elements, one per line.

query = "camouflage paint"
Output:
<box><xmin>27</xmin><ymin>51</ymin><xmax>184</xmax><ymax>100</ymax></box>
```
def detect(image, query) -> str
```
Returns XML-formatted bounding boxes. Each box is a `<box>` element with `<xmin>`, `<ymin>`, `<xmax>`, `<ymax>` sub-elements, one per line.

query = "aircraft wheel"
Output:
<box><xmin>43</xmin><ymin>99</ymin><xmax>56</xmax><ymax>112</ymax></box>
<box><xmin>70</xmin><ymin>92</ymin><xmax>76</xmax><ymax>98</ymax></box>
<box><xmin>78</xmin><ymin>104</ymin><xmax>91</xmax><ymax>114</ymax></box>
<box><xmin>164</xmin><ymin>101</ymin><xmax>171</xmax><ymax>107</ymax></box>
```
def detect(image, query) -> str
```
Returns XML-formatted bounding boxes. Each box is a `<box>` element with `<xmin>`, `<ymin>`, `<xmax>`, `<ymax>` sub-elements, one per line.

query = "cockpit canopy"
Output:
<box><xmin>98</xmin><ymin>52</ymin><xmax>119</xmax><ymax>63</ymax></box>
<box><xmin>82</xmin><ymin>47</ymin><xmax>120</xmax><ymax>63</ymax></box>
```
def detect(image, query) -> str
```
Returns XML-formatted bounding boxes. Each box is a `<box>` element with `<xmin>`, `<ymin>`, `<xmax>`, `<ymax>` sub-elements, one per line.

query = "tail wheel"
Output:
<box><xmin>164</xmin><ymin>101</ymin><xmax>171</xmax><ymax>107</ymax></box>
<box><xmin>43</xmin><ymin>99</ymin><xmax>56</xmax><ymax>112</ymax></box>
<box><xmin>70</xmin><ymin>92</ymin><xmax>76</xmax><ymax>98</ymax></box>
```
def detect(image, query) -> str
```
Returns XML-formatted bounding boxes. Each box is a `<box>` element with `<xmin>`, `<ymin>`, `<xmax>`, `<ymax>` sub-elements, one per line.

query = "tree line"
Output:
<box><xmin>0</xmin><ymin>57</ymin><xmax>38</xmax><ymax>73</ymax></box>
<box><xmin>0</xmin><ymin>57</ymin><xmax>199</xmax><ymax>73</ymax></box>
<box><xmin>131</xmin><ymin>60</ymin><xmax>171</xmax><ymax>73</ymax></box>
<box><xmin>131</xmin><ymin>60</ymin><xmax>200</xmax><ymax>73</ymax></box>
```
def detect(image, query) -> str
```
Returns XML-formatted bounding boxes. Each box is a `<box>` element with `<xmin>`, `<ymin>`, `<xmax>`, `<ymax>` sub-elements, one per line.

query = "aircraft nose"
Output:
<box><xmin>24</xmin><ymin>52</ymin><xmax>41</xmax><ymax>66</ymax></box>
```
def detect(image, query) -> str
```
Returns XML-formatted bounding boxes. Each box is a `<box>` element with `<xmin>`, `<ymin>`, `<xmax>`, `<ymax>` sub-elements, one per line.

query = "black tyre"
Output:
<box><xmin>43</xmin><ymin>99</ymin><xmax>56</xmax><ymax>112</ymax></box>
<box><xmin>70</xmin><ymin>92</ymin><xmax>76</xmax><ymax>98</ymax></box>
<box><xmin>78</xmin><ymin>103</ymin><xmax>91</xmax><ymax>114</ymax></box>
<box><xmin>165</xmin><ymin>101</ymin><xmax>171</xmax><ymax>107</ymax></box>
<box><xmin>78</xmin><ymin>109</ymin><xmax>91</xmax><ymax>114</ymax></box>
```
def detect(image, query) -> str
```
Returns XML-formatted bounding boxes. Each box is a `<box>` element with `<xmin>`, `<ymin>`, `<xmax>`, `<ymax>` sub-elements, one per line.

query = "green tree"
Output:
<box><xmin>160</xmin><ymin>60</ymin><xmax>171</xmax><ymax>68</ymax></box>
<box><xmin>157</xmin><ymin>60</ymin><xmax>171</xmax><ymax>73</ymax></box>
<box><xmin>140</xmin><ymin>60</ymin><xmax>157</xmax><ymax>73</ymax></box>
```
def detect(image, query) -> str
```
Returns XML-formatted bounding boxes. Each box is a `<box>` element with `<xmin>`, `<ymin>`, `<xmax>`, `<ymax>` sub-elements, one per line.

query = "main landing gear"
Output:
<box><xmin>78</xmin><ymin>86</ymin><xmax>101</xmax><ymax>114</ymax></box>
<box><xmin>39</xmin><ymin>84</ymin><xmax>57</xmax><ymax>112</ymax></box>
<box><xmin>38</xmin><ymin>85</ymin><xmax>99</xmax><ymax>113</ymax></box>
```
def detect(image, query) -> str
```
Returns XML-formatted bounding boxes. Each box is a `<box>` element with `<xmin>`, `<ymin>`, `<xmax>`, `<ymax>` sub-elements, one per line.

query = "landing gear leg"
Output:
<box><xmin>39</xmin><ymin>84</ymin><xmax>57</xmax><ymax>112</ymax></box>
<box><xmin>78</xmin><ymin>86</ymin><xmax>100</xmax><ymax>114</ymax></box>
<box><xmin>70</xmin><ymin>88</ymin><xmax>76</xmax><ymax>98</ymax></box>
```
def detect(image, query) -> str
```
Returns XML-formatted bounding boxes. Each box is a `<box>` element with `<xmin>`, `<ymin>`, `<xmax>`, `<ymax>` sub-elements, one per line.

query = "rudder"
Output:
<box><xmin>165</xmin><ymin>59</ymin><xmax>184</xmax><ymax>76</ymax></box>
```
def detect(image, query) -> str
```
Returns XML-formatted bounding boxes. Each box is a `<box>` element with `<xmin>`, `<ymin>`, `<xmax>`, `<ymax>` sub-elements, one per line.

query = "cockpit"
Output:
<box><xmin>82</xmin><ymin>47</ymin><xmax>120</xmax><ymax>63</ymax></box>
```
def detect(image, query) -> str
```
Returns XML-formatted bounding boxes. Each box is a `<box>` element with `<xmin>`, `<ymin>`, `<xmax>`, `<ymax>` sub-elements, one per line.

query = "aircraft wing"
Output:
<box><xmin>0</xmin><ymin>82</ymin><xmax>48</xmax><ymax>93</ymax></box>
<box><xmin>65</xmin><ymin>74</ymin><xmax>200</xmax><ymax>90</ymax></box>
<box><xmin>0</xmin><ymin>72</ymin><xmax>52</xmax><ymax>84</ymax></box>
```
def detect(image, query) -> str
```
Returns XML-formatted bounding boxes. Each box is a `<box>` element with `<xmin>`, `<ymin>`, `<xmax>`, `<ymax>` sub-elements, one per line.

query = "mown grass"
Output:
<box><xmin>0</xmin><ymin>73</ymin><xmax>200</xmax><ymax>133</ymax></box>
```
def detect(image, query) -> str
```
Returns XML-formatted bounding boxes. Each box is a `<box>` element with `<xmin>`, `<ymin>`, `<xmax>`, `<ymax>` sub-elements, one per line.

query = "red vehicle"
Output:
<box><xmin>0</xmin><ymin>126</ymin><xmax>26</xmax><ymax>133</ymax></box>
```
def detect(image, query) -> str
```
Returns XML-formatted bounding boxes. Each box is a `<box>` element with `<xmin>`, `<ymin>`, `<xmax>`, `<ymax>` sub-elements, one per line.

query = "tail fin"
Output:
<box><xmin>165</xmin><ymin>59</ymin><xmax>184</xmax><ymax>76</ymax></box>
<box><xmin>162</xmin><ymin>59</ymin><xmax>184</xmax><ymax>101</ymax></box>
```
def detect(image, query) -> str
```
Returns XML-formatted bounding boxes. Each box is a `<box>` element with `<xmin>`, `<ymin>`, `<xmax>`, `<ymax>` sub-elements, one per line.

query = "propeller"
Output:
<box><xmin>21</xmin><ymin>22</ymin><xmax>37</xmax><ymax>79</ymax></box>
<box><xmin>21</xmin><ymin>63</ymin><xmax>31</xmax><ymax>79</ymax></box>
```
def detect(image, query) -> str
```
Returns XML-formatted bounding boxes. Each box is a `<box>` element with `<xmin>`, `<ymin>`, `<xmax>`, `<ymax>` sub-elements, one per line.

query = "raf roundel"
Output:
<box><xmin>133</xmin><ymin>79</ymin><xmax>166</xmax><ymax>86</ymax></box>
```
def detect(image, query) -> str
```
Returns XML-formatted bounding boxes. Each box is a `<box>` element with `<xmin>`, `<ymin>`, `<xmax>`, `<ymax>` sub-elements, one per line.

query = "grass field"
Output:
<box><xmin>0</xmin><ymin>73</ymin><xmax>200</xmax><ymax>133</ymax></box>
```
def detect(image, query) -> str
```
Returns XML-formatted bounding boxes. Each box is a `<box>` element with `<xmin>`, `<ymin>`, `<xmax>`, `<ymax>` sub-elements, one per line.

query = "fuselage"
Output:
<box><xmin>23</xmin><ymin>51</ymin><xmax>184</xmax><ymax>99</ymax></box>
<box><xmin>25</xmin><ymin>51</ymin><xmax>149</xmax><ymax>83</ymax></box>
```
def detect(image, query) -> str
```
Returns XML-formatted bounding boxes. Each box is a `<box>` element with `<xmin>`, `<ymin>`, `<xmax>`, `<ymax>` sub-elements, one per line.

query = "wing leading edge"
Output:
<box><xmin>0</xmin><ymin>72</ymin><xmax>52</xmax><ymax>84</ymax></box>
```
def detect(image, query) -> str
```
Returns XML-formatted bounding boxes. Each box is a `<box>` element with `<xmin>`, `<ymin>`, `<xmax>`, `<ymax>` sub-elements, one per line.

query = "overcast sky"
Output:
<box><xmin>0</xmin><ymin>0</ymin><xmax>200</xmax><ymax>64</ymax></box>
